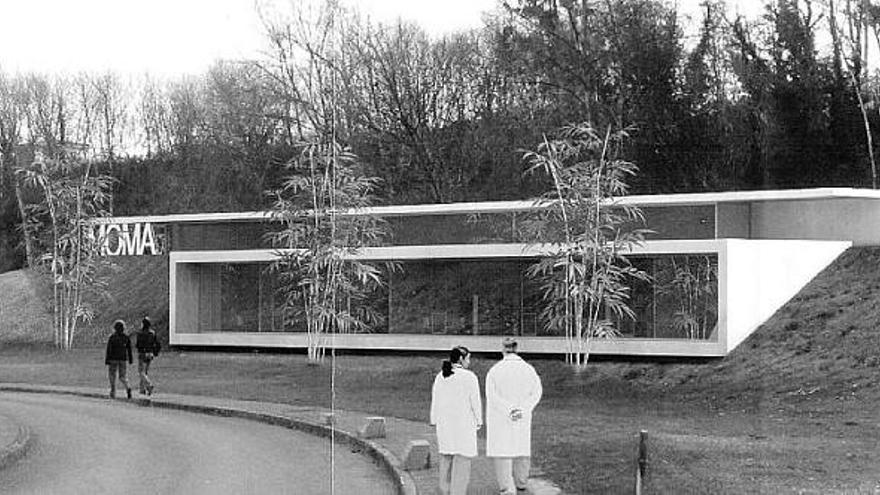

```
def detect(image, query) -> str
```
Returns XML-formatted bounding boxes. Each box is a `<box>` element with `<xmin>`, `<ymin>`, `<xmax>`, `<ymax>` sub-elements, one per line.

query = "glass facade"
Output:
<box><xmin>177</xmin><ymin>262</ymin><xmax>290</xmax><ymax>334</ymax></box>
<box><xmin>177</xmin><ymin>254</ymin><xmax>718</xmax><ymax>341</ymax></box>
<box><xmin>616</xmin><ymin>255</ymin><xmax>719</xmax><ymax>340</ymax></box>
<box><xmin>387</xmin><ymin>260</ymin><xmax>541</xmax><ymax>336</ymax></box>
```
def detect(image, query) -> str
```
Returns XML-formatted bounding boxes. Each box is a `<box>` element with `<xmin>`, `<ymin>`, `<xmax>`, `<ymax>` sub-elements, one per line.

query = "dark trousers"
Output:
<box><xmin>107</xmin><ymin>361</ymin><xmax>130</xmax><ymax>397</ymax></box>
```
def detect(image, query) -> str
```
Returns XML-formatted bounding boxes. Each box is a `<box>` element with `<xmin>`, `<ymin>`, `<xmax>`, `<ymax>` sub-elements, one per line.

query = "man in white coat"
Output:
<box><xmin>486</xmin><ymin>338</ymin><xmax>543</xmax><ymax>494</ymax></box>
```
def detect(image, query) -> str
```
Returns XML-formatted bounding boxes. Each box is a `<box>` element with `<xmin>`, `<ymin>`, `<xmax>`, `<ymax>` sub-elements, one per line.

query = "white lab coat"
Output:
<box><xmin>430</xmin><ymin>365</ymin><xmax>483</xmax><ymax>457</ymax></box>
<box><xmin>485</xmin><ymin>353</ymin><xmax>543</xmax><ymax>457</ymax></box>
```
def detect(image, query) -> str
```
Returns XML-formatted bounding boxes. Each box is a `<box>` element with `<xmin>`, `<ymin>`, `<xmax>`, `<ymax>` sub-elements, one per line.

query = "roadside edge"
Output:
<box><xmin>0</xmin><ymin>384</ymin><xmax>417</xmax><ymax>495</ymax></box>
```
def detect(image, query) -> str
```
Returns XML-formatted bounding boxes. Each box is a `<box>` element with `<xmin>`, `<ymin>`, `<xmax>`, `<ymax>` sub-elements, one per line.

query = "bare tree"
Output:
<box><xmin>14</xmin><ymin>74</ymin><xmax>76</xmax><ymax>268</ymax></box>
<box><xmin>73</xmin><ymin>73</ymin><xmax>98</xmax><ymax>158</ymax></box>
<box><xmin>256</xmin><ymin>0</ymin><xmax>345</xmax><ymax>141</ymax></box>
<box><xmin>0</xmin><ymin>73</ymin><xmax>33</xmax><ymax>267</ymax></box>
<box><xmin>137</xmin><ymin>75</ymin><xmax>174</xmax><ymax>156</ymax></box>
<box><xmin>830</xmin><ymin>0</ymin><xmax>878</xmax><ymax>188</ymax></box>
<box><xmin>167</xmin><ymin>77</ymin><xmax>207</xmax><ymax>150</ymax></box>
<box><xmin>91</xmin><ymin>72</ymin><xmax>128</xmax><ymax>162</ymax></box>
<box><xmin>343</xmin><ymin>22</ymin><xmax>487</xmax><ymax>202</ymax></box>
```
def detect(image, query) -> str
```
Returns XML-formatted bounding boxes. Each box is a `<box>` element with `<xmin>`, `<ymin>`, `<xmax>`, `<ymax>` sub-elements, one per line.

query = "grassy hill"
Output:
<box><xmin>0</xmin><ymin>269</ymin><xmax>53</xmax><ymax>344</ymax></box>
<box><xmin>673</xmin><ymin>246</ymin><xmax>880</xmax><ymax>403</ymax></box>
<box><xmin>0</xmin><ymin>256</ymin><xmax>169</xmax><ymax>347</ymax></box>
<box><xmin>83</xmin><ymin>256</ymin><xmax>170</xmax><ymax>345</ymax></box>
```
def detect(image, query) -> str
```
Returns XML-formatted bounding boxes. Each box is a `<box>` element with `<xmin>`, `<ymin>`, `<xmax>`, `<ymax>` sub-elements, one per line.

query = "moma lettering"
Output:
<box><xmin>95</xmin><ymin>223</ymin><xmax>160</xmax><ymax>256</ymax></box>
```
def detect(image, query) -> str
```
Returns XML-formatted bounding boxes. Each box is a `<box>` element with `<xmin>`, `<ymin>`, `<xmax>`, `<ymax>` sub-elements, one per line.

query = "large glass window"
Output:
<box><xmin>218</xmin><ymin>264</ymin><xmax>285</xmax><ymax>332</ymax></box>
<box><xmin>176</xmin><ymin>254</ymin><xmax>718</xmax><ymax>340</ymax></box>
<box><xmin>615</xmin><ymin>255</ymin><xmax>719</xmax><ymax>340</ymax></box>
<box><xmin>387</xmin><ymin>256</ymin><xmax>718</xmax><ymax>340</ymax></box>
<box><xmin>177</xmin><ymin>262</ymin><xmax>290</xmax><ymax>333</ymax></box>
<box><xmin>388</xmin><ymin>260</ymin><xmax>539</xmax><ymax>336</ymax></box>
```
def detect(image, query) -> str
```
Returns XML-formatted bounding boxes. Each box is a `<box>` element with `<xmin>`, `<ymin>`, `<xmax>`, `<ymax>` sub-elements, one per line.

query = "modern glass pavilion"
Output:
<box><xmin>97</xmin><ymin>188</ymin><xmax>876</xmax><ymax>356</ymax></box>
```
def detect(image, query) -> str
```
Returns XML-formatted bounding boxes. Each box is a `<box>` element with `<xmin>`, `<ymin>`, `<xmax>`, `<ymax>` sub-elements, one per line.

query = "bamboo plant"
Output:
<box><xmin>523</xmin><ymin>123</ymin><xmax>649</xmax><ymax>369</ymax></box>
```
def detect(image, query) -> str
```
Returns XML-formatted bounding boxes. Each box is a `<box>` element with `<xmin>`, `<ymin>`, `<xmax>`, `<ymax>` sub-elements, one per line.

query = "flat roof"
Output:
<box><xmin>94</xmin><ymin>187</ymin><xmax>880</xmax><ymax>224</ymax></box>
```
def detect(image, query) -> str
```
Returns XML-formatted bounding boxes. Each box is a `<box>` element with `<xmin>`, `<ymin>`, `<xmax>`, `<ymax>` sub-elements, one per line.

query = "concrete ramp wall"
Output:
<box><xmin>722</xmin><ymin>240</ymin><xmax>851</xmax><ymax>352</ymax></box>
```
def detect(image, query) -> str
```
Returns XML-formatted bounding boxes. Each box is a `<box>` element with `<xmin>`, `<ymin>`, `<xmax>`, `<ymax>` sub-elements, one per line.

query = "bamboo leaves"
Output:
<box><xmin>524</xmin><ymin>122</ymin><xmax>648</xmax><ymax>369</ymax></box>
<box><xmin>15</xmin><ymin>151</ymin><xmax>113</xmax><ymax>350</ymax></box>
<box><xmin>269</xmin><ymin>140</ymin><xmax>387</xmax><ymax>362</ymax></box>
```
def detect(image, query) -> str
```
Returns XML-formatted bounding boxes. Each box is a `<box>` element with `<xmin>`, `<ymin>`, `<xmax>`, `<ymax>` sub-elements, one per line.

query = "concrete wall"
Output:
<box><xmin>172</xmin><ymin>223</ymin><xmax>272</xmax><ymax>251</ymax></box>
<box><xmin>750</xmin><ymin>198</ymin><xmax>880</xmax><ymax>246</ymax></box>
<box><xmin>716</xmin><ymin>202</ymin><xmax>750</xmax><ymax>238</ymax></box>
<box><xmin>641</xmin><ymin>205</ymin><xmax>716</xmax><ymax>240</ymax></box>
<box><xmin>172</xmin><ymin>332</ymin><xmax>728</xmax><ymax>357</ymax></box>
<box><xmin>721</xmin><ymin>239</ymin><xmax>850</xmax><ymax>351</ymax></box>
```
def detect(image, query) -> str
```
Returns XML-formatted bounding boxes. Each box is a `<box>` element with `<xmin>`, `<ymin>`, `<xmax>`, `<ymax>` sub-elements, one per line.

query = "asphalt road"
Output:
<box><xmin>0</xmin><ymin>392</ymin><xmax>396</xmax><ymax>495</ymax></box>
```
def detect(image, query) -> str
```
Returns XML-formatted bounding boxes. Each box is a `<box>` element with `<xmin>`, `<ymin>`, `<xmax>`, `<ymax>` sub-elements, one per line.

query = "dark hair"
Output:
<box><xmin>441</xmin><ymin>346</ymin><xmax>470</xmax><ymax>378</ymax></box>
<box><xmin>142</xmin><ymin>317</ymin><xmax>152</xmax><ymax>331</ymax></box>
<box><xmin>113</xmin><ymin>320</ymin><xmax>125</xmax><ymax>333</ymax></box>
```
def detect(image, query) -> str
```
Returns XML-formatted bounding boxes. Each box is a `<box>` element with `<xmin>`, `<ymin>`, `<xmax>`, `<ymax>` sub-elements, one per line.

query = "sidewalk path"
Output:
<box><xmin>0</xmin><ymin>383</ymin><xmax>562</xmax><ymax>495</ymax></box>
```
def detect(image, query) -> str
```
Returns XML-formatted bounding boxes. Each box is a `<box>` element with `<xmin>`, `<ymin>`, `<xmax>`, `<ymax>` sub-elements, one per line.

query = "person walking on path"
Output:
<box><xmin>105</xmin><ymin>320</ymin><xmax>133</xmax><ymax>399</ymax></box>
<box><xmin>486</xmin><ymin>338</ymin><xmax>543</xmax><ymax>494</ymax></box>
<box><xmin>430</xmin><ymin>346</ymin><xmax>483</xmax><ymax>495</ymax></box>
<box><xmin>135</xmin><ymin>316</ymin><xmax>161</xmax><ymax>396</ymax></box>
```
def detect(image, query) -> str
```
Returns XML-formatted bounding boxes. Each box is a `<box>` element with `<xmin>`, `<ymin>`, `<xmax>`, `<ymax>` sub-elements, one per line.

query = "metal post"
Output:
<box><xmin>387</xmin><ymin>270</ymin><xmax>393</xmax><ymax>333</ymax></box>
<box><xmin>635</xmin><ymin>430</ymin><xmax>648</xmax><ymax>495</ymax></box>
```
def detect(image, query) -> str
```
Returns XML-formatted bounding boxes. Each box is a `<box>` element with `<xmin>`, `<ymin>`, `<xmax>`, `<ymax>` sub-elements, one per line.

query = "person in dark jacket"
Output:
<box><xmin>105</xmin><ymin>320</ymin><xmax>133</xmax><ymax>399</ymax></box>
<box><xmin>135</xmin><ymin>316</ymin><xmax>161</xmax><ymax>396</ymax></box>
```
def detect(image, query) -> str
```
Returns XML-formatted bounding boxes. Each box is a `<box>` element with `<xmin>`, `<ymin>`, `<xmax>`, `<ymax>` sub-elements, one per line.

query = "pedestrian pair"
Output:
<box><xmin>430</xmin><ymin>339</ymin><xmax>543</xmax><ymax>495</ymax></box>
<box><xmin>105</xmin><ymin>317</ymin><xmax>161</xmax><ymax>399</ymax></box>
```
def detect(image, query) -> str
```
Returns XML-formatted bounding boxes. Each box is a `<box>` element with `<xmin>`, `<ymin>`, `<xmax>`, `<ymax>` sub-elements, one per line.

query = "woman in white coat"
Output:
<box><xmin>430</xmin><ymin>346</ymin><xmax>483</xmax><ymax>495</ymax></box>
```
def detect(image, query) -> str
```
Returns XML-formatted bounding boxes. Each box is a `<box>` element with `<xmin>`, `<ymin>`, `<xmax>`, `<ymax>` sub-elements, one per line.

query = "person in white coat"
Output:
<box><xmin>430</xmin><ymin>346</ymin><xmax>483</xmax><ymax>495</ymax></box>
<box><xmin>486</xmin><ymin>338</ymin><xmax>543</xmax><ymax>494</ymax></box>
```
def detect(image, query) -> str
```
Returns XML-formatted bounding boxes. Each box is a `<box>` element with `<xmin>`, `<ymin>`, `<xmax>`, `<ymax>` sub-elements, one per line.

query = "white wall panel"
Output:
<box><xmin>723</xmin><ymin>239</ymin><xmax>850</xmax><ymax>351</ymax></box>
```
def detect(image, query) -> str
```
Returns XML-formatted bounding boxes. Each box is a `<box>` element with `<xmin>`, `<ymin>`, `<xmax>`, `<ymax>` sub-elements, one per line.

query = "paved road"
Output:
<box><xmin>0</xmin><ymin>392</ymin><xmax>395</xmax><ymax>495</ymax></box>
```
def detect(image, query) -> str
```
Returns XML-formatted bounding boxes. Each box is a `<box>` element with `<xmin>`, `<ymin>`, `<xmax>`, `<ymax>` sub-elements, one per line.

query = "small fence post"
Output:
<box><xmin>635</xmin><ymin>430</ymin><xmax>648</xmax><ymax>495</ymax></box>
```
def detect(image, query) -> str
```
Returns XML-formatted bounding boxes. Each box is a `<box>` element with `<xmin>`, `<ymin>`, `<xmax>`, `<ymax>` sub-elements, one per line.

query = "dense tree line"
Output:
<box><xmin>3</xmin><ymin>0</ymin><xmax>880</xmax><ymax>272</ymax></box>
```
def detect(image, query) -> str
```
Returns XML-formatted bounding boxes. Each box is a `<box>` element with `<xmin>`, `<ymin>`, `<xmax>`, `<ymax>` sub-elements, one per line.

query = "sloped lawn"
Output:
<box><xmin>1</xmin><ymin>346</ymin><xmax>879</xmax><ymax>493</ymax></box>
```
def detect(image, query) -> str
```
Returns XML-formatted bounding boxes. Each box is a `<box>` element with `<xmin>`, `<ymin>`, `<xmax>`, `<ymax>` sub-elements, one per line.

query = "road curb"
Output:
<box><xmin>0</xmin><ymin>384</ymin><xmax>418</xmax><ymax>495</ymax></box>
<box><xmin>0</xmin><ymin>419</ymin><xmax>34</xmax><ymax>472</ymax></box>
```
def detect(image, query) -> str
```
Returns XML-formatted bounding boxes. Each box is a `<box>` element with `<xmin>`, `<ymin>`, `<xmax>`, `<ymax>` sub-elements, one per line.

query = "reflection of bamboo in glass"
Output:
<box><xmin>663</xmin><ymin>255</ymin><xmax>717</xmax><ymax>340</ymax></box>
<box><xmin>702</xmin><ymin>256</ymin><xmax>714</xmax><ymax>339</ymax></box>
<box><xmin>670</xmin><ymin>257</ymin><xmax>696</xmax><ymax>339</ymax></box>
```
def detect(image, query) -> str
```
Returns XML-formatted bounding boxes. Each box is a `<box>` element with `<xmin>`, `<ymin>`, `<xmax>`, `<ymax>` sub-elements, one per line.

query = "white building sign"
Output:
<box><xmin>96</xmin><ymin>222</ymin><xmax>162</xmax><ymax>256</ymax></box>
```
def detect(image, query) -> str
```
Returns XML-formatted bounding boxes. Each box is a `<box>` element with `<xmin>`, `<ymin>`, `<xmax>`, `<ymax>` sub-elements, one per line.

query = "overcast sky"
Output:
<box><xmin>0</xmin><ymin>0</ymin><xmax>763</xmax><ymax>77</ymax></box>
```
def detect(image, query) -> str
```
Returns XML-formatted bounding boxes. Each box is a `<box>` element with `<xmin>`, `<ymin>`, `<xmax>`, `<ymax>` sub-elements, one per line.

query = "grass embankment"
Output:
<box><xmin>4</xmin><ymin>248</ymin><xmax>880</xmax><ymax>492</ymax></box>
<box><xmin>0</xmin><ymin>257</ymin><xmax>169</xmax><ymax>346</ymax></box>
<box><xmin>85</xmin><ymin>256</ymin><xmax>169</xmax><ymax>344</ymax></box>
<box><xmin>0</xmin><ymin>270</ymin><xmax>52</xmax><ymax>344</ymax></box>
